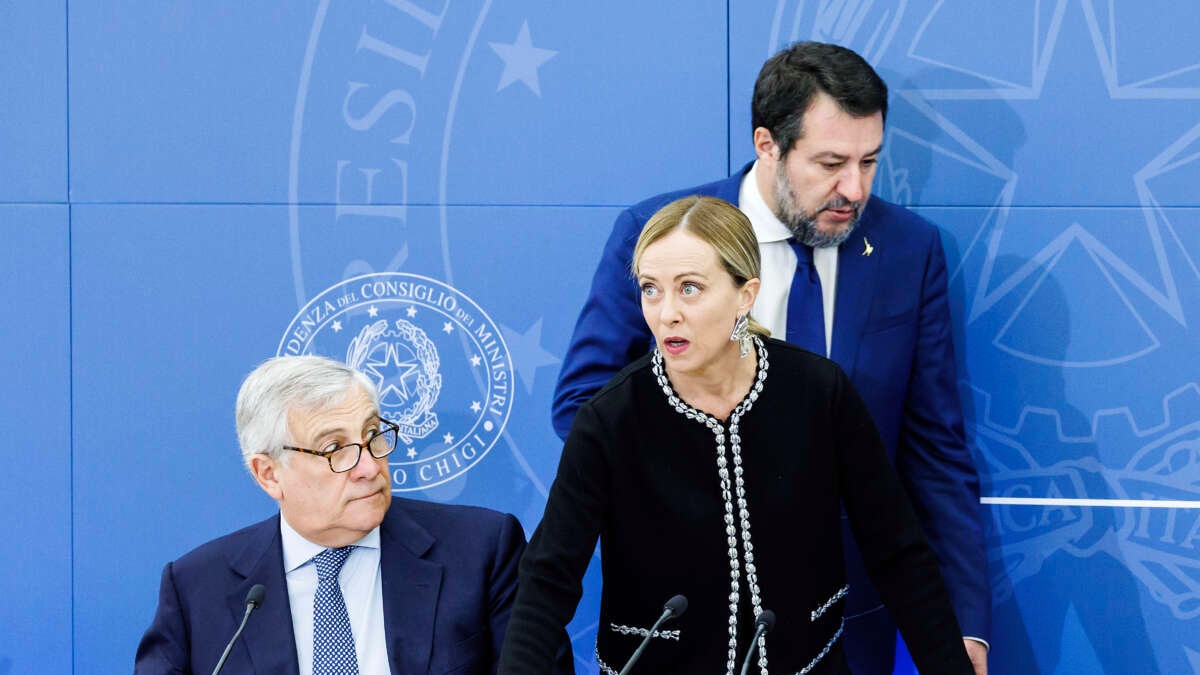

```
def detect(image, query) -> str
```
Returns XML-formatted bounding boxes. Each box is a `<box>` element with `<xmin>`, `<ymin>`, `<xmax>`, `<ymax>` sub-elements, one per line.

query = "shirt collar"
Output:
<box><xmin>280</xmin><ymin>514</ymin><xmax>382</xmax><ymax>574</ymax></box>
<box><xmin>738</xmin><ymin>161</ymin><xmax>795</xmax><ymax>244</ymax></box>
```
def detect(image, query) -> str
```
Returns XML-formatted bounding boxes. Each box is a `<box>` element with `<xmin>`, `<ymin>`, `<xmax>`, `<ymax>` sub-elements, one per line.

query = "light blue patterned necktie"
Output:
<box><xmin>312</xmin><ymin>546</ymin><xmax>360</xmax><ymax>675</ymax></box>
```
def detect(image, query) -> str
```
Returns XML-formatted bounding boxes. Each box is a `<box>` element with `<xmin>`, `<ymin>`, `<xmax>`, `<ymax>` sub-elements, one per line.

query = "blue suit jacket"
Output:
<box><xmin>552</xmin><ymin>164</ymin><xmax>989</xmax><ymax>673</ymax></box>
<box><xmin>135</xmin><ymin>498</ymin><xmax>564</xmax><ymax>675</ymax></box>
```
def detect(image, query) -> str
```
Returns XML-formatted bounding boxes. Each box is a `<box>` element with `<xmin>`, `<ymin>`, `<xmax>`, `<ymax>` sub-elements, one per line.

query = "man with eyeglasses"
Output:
<box><xmin>135</xmin><ymin>355</ymin><xmax>572</xmax><ymax>675</ymax></box>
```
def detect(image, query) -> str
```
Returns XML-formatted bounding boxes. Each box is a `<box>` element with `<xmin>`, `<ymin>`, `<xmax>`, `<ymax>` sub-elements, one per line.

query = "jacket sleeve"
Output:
<box><xmin>500</xmin><ymin>404</ymin><xmax>611</xmax><ymax>674</ymax></box>
<box><xmin>487</xmin><ymin>514</ymin><xmax>526</xmax><ymax>671</ymax></box>
<box><xmin>487</xmin><ymin>514</ymin><xmax>575</xmax><ymax>675</ymax></box>
<box><xmin>831</xmin><ymin>364</ymin><xmax>974</xmax><ymax>675</ymax></box>
<box><xmin>895</xmin><ymin>232</ymin><xmax>991</xmax><ymax>641</ymax></box>
<box><xmin>550</xmin><ymin>208</ymin><xmax>653</xmax><ymax>439</ymax></box>
<box><xmin>134</xmin><ymin>562</ymin><xmax>191</xmax><ymax>674</ymax></box>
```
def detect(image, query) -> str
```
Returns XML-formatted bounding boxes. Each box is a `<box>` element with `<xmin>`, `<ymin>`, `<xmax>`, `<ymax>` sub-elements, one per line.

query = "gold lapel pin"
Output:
<box><xmin>862</xmin><ymin>236</ymin><xmax>874</xmax><ymax>256</ymax></box>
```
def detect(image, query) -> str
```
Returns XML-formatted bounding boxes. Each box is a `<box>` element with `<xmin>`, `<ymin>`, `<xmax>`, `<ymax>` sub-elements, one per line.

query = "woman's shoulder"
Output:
<box><xmin>583</xmin><ymin>351</ymin><xmax>656</xmax><ymax>411</ymax></box>
<box><xmin>758</xmin><ymin>338</ymin><xmax>849</xmax><ymax>398</ymax></box>
<box><xmin>564</xmin><ymin>352</ymin><xmax>660</xmax><ymax>445</ymax></box>
<box><xmin>762</xmin><ymin>337</ymin><xmax>839</xmax><ymax>372</ymax></box>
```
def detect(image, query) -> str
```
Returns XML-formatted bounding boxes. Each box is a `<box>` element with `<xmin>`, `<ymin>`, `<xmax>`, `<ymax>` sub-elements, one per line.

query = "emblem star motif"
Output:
<box><xmin>405</xmin><ymin>306</ymin><xmax>417</xmax><ymax>318</ymax></box>
<box><xmin>367</xmin><ymin>305</ymin><xmax>379</xmax><ymax>318</ymax></box>
<box><xmin>442</xmin><ymin>432</ymin><xmax>455</xmax><ymax>444</ymax></box>
<box><xmin>888</xmin><ymin>3</ymin><xmax>1200</xmax><ymax>450</ymax></box>
<box><xmin>364</xmin><ymin>343</ymin><xmax>420</xmax><ymax>404</ymax></box>
<box><xmin>442</xmin><ymin>321</ymin><xmax>454</xmax><ymax>334</ymax></box>
<box><xmin>501</xmin><ymin>318</ymin><xmax>561</xmax><ymax>394</ymax></box>
<box><xmin>902</xmin><ymin>2</ymin><xmax>1194</xmax><ymax>367</ymax></box>
<box><xmin>331</xmin><ymin>320</ymin><xmax>343</xmax><ymax>332</ymax></box>
<box><xmin>470</xmin><ymin>401</ymin><xmax>482</xmax><ymax>413</ymax></box>
<box><xmin>470</xmin><ymin>354</ymin><xmax>482</xmax><ymax>367</ymax></box>
<box><xmin>488</xmin><ymin>20</ymin><xmax>557</xmax><ymax>96</ymax></box>
<box><xmin>1186</xmin><ymin>646</ymin><xmax>1200</xmax><ymax>673</ymax></box>
<box><xmin>406</xmin><ymin>447</ymin><xmax>417</xmax><ymax>459</ymax></box>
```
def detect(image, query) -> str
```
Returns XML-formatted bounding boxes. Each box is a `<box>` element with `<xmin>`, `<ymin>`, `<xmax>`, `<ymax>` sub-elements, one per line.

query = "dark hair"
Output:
<box><xmin>751</xmin><ymin>41</ymin><xmax>888</xmax><ymax>157</ymax></box>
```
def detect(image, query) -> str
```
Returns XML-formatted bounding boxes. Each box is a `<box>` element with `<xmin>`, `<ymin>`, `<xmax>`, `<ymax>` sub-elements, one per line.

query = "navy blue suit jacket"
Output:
<box><xmin>135</xmin><ymin>498</ymin><xmax>560</xmax><ymax>675</ymax></box>
<box><xmin>552</xmin><ymin>164</ymin><xmax>989</xmax><ymax>672</ymax></box>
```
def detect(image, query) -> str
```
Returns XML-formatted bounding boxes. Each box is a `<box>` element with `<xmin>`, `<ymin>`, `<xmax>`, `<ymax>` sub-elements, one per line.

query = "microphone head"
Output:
<box><xmin>664</xmin><ymin>594</ymin><xmax>688</xmax><ymax>618</ymax></box>
<box><xmin>755</xmin><ymin>609</ymin><xmax>776</xmax><ymax>632</ymax></box>
<box><xmin>246</xmin><ymin>584</ymin><xmax>266</xmax><ymax>609</ymax></box>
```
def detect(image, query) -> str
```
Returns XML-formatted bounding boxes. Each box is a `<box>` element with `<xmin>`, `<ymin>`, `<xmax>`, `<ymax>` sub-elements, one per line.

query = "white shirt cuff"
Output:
<box><xmin>964</xmin><ymin>636</ymin><xmax>991</xmax><ymax>651</ymax></box>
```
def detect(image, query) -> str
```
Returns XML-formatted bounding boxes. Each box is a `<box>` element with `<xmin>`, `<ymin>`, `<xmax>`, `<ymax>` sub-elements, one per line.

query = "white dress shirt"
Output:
<box><xmin>281</xmin><ymin>516</ymin><xmax>389</xmax><ymax>675</ymax></box>
<box><xmin>738</xmin><ymin>162</ymin><xmax>838</xmax><ymax>356</ymax></box>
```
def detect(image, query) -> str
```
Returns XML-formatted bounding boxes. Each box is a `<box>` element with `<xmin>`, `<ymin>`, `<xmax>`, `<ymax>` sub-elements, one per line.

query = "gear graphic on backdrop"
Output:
<box><xmin>980</xmin><ymin>386</ymin><xmax>1200</xmax><ymax>620</ymax></box>
<box><xmin>1110</xmin><ymin>397</ymin><xmax>1200</xmax><ymax>620</ymax></box>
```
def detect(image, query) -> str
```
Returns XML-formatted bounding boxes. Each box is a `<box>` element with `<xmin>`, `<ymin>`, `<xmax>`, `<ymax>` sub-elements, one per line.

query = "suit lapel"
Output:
<box><xmin>229</xmin><ymin>515</ymin><xmax>300</xmax><ymax>675</ymax></box>
<box><xmin>380</xmin><ymin>505</ymin><xmax>443</xmax><ymax>675</ymax></box>
<box><xmin>830</xmin><ymin>203</ymin><xmax>882</xmax><ymax>379</ymax></box>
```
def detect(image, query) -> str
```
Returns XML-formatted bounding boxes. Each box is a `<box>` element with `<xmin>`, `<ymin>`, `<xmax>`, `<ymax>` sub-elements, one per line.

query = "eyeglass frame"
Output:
<box><xmin>281</xmin><ymin>418</ymin><xmax>401</xmax><ymax>473</ymax></box>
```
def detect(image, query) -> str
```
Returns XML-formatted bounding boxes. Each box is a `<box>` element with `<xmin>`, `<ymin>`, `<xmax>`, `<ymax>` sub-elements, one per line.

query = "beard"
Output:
<box><xmin>773</xmin><ymin>163</ymin><xmax>863</xmax><ymax>248</ymax></box>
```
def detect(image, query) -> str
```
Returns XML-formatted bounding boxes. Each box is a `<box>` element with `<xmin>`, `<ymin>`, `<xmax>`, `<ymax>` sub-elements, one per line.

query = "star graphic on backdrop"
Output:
<box><xmin>902</xmin><ymin>2</ymin><xmax>1193</xmax><ymax>348</ymax></box>
<box><xmin>367</xmin><ymin>305</ymin><xmax>379</xmax><ymax>317</ymax></box>
<box><xmin>489</xmin><ymin>20</ymin><xmax>557</xmax><ymax>96</ymax></box>
<box><xmin>331</xmin><ymin>320</ymin><xmax>343</xmax><ymax>332</ymax></box>
<box><xmin>364</xmin><ymin>343</ymin><xmax>420</xmax><ymax>404</ymax></box>
<box><xmin>907</xmin><ymin>0</ymin><xmax>1200</xmax><ymax>100</ymax></box>
<box><xmin>1185</xmin><ymin>646</ymin><xmax>1200</xmax><ymax>673</ymax></box>
<box><xmin>405</xmin><ymin>306</ymin><xmax>417</xmax><ymax>318</ymax></box>
<box><xmin>406</xmin><ymin>447</ymin><xmax>417</xmax><ymax>459</ymax></box>
<box><xmin>891</xmin><ymin>0</ymin><xmax>1200</xmax><ymax>438</ymax></box>
<box><xmin>766</xmin><ymin>0</ymin><xmax>903</xmax><ymax>66</ymax></box>
<box><xmin>501</xmin><ymin>318</ymin><xmax>560</xmax><ymax>394</ymax></box>
<box><xmin>470</xmin><ymin>354</ymin><xmax>482</xmax><ymax>367</ymax></box>
<box><xmin>470</xmin><ymin>401</ymin><xmax>482</xmax><ymax>413</ymax></box>
<box><xmin>442</xmin><ymin>321</ymin><xmax>454</xmax><ymax>334</ymax></box>
<box><xmin>442</xmin><ymin>432</ymin><xmax>455</xmax><ymax>445</ymax></box>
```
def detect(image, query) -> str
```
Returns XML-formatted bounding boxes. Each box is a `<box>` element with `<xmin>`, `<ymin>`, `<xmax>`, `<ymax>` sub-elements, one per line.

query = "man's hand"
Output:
<box><xmin>964</xmin><ymin>638</ymin><xmax>988</xmax><ymax>675</ymax></box>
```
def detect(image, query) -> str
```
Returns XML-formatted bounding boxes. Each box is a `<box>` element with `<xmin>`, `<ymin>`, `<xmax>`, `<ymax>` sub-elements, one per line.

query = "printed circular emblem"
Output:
<box><xmin>278</xmin><ymin>273</ymin><xmax>513</xmax><ymax>491</ymax></box>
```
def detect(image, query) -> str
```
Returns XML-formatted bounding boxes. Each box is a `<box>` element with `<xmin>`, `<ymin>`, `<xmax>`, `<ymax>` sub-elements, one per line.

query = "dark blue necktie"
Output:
<box><xmin>785</xmin><ymin>238</ymin><xmax>826</xmax><ymax>355</ymax></box>
<box><xmin>312</xmin><ymin>546</ymin><xmax>359</xmax><ymax>675</ymax></box>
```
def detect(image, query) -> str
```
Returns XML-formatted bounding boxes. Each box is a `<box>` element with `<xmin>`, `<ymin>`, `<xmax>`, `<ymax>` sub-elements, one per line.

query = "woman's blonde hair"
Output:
<box><xmin>631</xmin><ymin>195</ymin><xmax>770</xmax><ymax>338</ymax></box>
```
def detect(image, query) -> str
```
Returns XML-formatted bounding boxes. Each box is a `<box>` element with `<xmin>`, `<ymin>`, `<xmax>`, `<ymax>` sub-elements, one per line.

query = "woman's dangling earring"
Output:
<box><xmin>730</xmin><ymin>313</ymin><xmax>751</xmax><ymax>358</ymax></box>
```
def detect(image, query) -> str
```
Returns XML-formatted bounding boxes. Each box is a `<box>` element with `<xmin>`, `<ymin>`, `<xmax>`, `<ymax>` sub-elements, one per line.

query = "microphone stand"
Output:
<box><xmin>211</xmin><ymin>584</ymin><xmax>266</xmax><ymax>675</ymax></box>
<box><xmin>617</xmin><ymin>595</ymin><xmax>688</xmax><ymax>675</ymax></box>
<box><xmin>739</xmin><ymin>609</ymin><xmax>776</xmax><ymax>675</ymax></box>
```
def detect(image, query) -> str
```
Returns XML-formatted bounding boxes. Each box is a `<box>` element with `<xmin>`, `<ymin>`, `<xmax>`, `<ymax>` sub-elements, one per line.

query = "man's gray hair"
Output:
<box><xmin>235</xmin><ymin>355</ymin><xmax>379</xmax><ymax>469</ymax></box>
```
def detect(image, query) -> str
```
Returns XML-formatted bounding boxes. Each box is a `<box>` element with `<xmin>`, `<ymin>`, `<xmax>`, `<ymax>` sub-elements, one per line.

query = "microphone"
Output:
<box><xmin>617</xmin><ymin>594</ymin><xmax>687</xmax><ymax>675</ymax></box>
<box><xmin>738</xmin><ymin>609</ymin><xmax>776</xmax><ymax>675</ymax></box>
<box><xmin>211</xmin><ymin>584</ymin><xmax>266</xmax><ymax>675</ymax></box>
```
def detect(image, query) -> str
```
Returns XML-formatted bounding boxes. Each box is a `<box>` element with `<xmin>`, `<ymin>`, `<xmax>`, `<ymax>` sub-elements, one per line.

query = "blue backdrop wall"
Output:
<box><xmin>3</xmin><ymin>2</ymin><xmax>1198</xmax><ymax>674</ymax></box>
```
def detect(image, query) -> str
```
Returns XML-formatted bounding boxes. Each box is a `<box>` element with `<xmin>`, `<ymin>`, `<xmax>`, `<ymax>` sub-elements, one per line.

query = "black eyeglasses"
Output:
<box><xmin>283</xmin><ymin>419</ymin><xmax>400</xmax><ymax>473</ymax></box>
